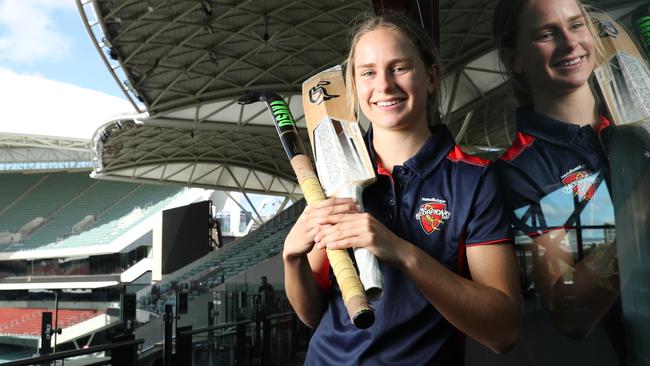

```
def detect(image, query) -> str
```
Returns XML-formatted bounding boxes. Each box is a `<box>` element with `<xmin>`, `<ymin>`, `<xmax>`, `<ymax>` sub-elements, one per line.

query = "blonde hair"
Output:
<box><xmin>344</xmin><ymin>11</ymin><xmax>442</xmax><ymax>127</ymax></box>
<box><xmin>492</xmin><ymin>0</ymin><xmax>605</xmax><ymax>105</ymax></box>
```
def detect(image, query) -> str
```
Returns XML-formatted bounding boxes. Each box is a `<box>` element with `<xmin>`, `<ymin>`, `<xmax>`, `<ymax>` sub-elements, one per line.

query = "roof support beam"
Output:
<box><xmin>455</xmin><ymin>110</ymin><xmax>474</xmax><ymax>144</ymax></box>
<box><xmin>443</xmin><ymin>70</ymin><xmax>462</xmax><ymax>124</ymax></box>
<box><xmin>225</xmin><ymin>166</ymin><xmax>263</xmax><ymax>225</ymax></box>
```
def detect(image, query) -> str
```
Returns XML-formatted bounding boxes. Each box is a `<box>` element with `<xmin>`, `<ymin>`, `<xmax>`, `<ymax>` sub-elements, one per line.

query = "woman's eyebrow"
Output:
<box><xmin>355</xmin><ymin>58</ymin><xmax>413</xmax><ymax>69</ymax></box>
<box><xmin>530</xmin><ymin>14</ymin><xmax>585</xmax><ymax>33</ymax></box>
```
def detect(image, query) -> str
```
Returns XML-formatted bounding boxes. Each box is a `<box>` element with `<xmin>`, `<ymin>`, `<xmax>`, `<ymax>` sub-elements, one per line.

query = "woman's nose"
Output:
<box><xmin>374</xmin><ymin>70</ymin><xmax>395</xmax><ymax>93</ymax></box>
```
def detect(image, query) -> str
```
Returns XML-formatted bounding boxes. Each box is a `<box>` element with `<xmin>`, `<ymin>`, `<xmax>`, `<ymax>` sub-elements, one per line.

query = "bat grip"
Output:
<box><xmin>290</xmin><ymin>155</ymin><xmax>375</xmax><ymax>329</ymax></box>
<box><xmin>335</xmin><ymin>185</ymin><xmax>383</xmax><ymax>300</ymax></box>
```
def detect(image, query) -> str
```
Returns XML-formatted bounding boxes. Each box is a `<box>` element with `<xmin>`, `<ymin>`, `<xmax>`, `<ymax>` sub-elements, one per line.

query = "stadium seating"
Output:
<box><xmin>0</xmin><ymin>172</ymin><xmax>184</xmax><ymax>252</ymax></box>
<box><xmin>140</xmin><ymin>199</ymin><xmax>305</xmax><ymax>306</ymax></box>
<box><xmin>33</xmin><ymin>184</ymin><xmax>183</xmax><ymax>251</ymax></box>
<box><xmin>0</xmin><ymin>174</ymin><xmax>43</xmax><ymax>215</ymax></box>
<box><xmin>0</xmin><ymin>173</ymin><xmax>92</xmax><ymax>233</ymax></box>
<box><xmin>0</xmin><ymin>307</ymin><xmax>102</xmax><ymax>338</ymax></box>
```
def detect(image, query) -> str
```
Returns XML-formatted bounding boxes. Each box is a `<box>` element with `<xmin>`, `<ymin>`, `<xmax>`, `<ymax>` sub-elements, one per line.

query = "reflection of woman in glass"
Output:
<box><xmin>493</xmin><ymin>0</ymin><xmax>623</xmax><ymax>360</ymax></box>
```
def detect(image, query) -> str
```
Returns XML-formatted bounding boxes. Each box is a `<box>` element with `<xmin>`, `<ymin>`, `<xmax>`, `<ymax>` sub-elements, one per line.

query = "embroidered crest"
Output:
<box><xmin>415</xmin><ymin>197</ymin><xmax>451</xmax><ymax>235</ymax></box>
<box><xmin>561</xmin><ymin>165</ymin><xmax>599</xmax><ymax>201</ymax></box>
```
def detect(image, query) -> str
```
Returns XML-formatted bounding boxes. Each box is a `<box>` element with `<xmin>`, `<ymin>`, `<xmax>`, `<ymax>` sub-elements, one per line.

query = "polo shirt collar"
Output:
<box><xmin>516</xmin><ymin>106</ymin><xmax>579</xmax><ymax>146</ymax></box>
<box><xmin>365</xmin><ymin>124</ymin><xmax>455</xmax><ymax>178</ymax></box>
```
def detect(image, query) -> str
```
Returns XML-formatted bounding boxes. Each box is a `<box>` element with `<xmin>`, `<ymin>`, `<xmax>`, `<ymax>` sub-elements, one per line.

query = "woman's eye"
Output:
<box><xmin>392</xmin><ymin>66</ymin><xmax>409</xmax><ymax>74</ymax></box>
<box><xmin>360</xmin><ymin>70</ymin><xmax>374</xmax><ymax>77</ymax></box>
<box><xmin>537</xmin><ymin>31</ymin><xmax>553</xmax><ymax>41</ymax></box>
<box><xmin>571</xmin><ymin>22</ymin><xmax>585</xmax><ymax>30</ymax></box>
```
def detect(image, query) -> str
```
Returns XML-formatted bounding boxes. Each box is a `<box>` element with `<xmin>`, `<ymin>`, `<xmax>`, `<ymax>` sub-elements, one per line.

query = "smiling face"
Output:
<box><xmin>351</xmin><ymin>27</ymin><xmax>436</xmax><ymax>133</ymax></box>
<box><xmin>511</xmin><ymin>0</ymin><xmax>595</xmax><ymax>99</ymax></box>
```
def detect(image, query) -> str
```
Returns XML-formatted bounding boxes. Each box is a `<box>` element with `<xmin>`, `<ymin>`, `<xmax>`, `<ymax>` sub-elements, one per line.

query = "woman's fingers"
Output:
<box><xmin>310</xmin><ymin>197</ymin><xmax>357</xmax><ymax>210</ymax></box>
<box><xmin>313</xmin><ymin>213</ymin><xmax>404</xmax><ymax>265</ymax></box>
<box><xmin>307</xmin><ymin>200</ymin><xmax>361</xmax><ymax>226</ymax></box>
<box><xmin>314</xmin><ymin>213</ymin><xmax>372</xmax><ymax>247</ymax></box>
<box><xmin>284</xmin><ymin>199</ymin><xmax>359</xmax><ymax>257</ymax></box>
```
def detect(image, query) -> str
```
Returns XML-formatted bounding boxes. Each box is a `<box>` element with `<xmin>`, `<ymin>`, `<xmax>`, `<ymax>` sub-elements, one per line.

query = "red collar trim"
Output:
<box><xmin>499</xmin><ymin>132</ymin><xmax>535</xmax><ymax>162</ymax></box>
<box><xmin>597</xmin><ymin>115</ymin><xmax>611</xmax><ymax>136</ymax></box>
<box><xmin>376</xmin><ymin>160</ymin><xmax>392</xmax><ymax>178</ymax></box>
<box><xmin>446</xmin><ymin>145</ymin><xmax>490</xmax><ymax>167</ymax></box>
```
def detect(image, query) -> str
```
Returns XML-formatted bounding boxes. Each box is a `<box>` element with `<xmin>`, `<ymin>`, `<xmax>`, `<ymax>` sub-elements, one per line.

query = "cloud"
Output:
<box><xmin>0</xmin><ymin>67</ymin><xmax>134</xmax><ymax>139</ymax></box>
<box><xmin>0</xmin><ymin>0</ymin><xmax>74</xmax><ymax>63</ymax></box>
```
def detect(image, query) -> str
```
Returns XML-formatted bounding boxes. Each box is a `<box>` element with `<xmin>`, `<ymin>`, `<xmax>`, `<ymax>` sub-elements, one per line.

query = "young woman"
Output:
<box><xmin>283</xmin><ymin>12</ymin><xmax>521</xmax><ymax>365</ymax></box>
<box><xmin>493</xmin><ymin>0</ymin><xmax>624</xmax><ymax>361</ymax></box>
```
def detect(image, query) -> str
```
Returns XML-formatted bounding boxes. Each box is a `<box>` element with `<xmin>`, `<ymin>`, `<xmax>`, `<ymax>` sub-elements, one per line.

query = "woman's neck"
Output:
<box><xmin>372</xmin><ymin>122</ymin><xmax>431</xmax><ymax>172</ymax></box>
<box><xmin>533</xmin><ymin>85</ymin><xmax>599</xmax><ymax>129</ymax></box>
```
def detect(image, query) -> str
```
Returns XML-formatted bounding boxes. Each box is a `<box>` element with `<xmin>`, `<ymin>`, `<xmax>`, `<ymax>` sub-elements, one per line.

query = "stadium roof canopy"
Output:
<box><xmin>75</xmin><ymin>0</ymin><xmax>646</xmax><ymax>199</ymax></box>
<box><xmin>0</xmin><ymin>69</ymin><xmax>133</xmax><ymax>173</ymax></box>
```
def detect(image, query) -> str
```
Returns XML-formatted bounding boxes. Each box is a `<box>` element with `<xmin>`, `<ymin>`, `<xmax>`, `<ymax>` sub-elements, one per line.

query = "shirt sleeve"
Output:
<box><xmin>464</xmin><ymin>164</ymin><xmax>513</xmax><ymax>246</ymax></box>
<box><xmin>495</xmin><ymin>159</ymin><xmax>562</xmax><ymax>237</ymax></box>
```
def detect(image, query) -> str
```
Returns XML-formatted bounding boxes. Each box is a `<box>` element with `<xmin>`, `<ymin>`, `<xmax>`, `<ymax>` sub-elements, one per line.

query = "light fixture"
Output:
<box><xmin>101</xmin><ymin>36</ymin><xmax>112</xmax><ymax>48</ymax></box>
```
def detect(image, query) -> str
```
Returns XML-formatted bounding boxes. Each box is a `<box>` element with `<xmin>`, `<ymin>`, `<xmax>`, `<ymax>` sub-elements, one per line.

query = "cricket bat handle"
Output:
<box><xmin>290</xmin><ymin>155</ymin><xmax>375</xmax><ymax>329</ymax></box>
<box><xmin>339</xmin><ymin>185</ymin><xmax>383</xmax><ymax>300</ymax></box>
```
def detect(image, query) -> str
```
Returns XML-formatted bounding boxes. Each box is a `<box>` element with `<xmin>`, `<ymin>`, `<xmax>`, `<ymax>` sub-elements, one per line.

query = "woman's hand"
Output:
<box><xmin>314</xmin><ymin>211</ymin><xmax>407</xmax><ymax>266</ymax></box>
<box><xmin>283</xmin><ymin>198</ymin><xmax>360</xmax><ymax>259</ymax></box>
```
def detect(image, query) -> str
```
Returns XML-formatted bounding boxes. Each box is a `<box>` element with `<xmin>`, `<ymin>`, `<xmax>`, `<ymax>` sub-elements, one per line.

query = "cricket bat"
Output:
<box><xmin>632</xmin><ymin>3</ymin><xmax>650</xmax><ymax>57</ymax></box>
<box><xmin>302</xmin><ymin>65</ymin><xmax>384</xmax><ymax>300</ymax></box>
<box><xmin>237</xmin><ymin>91</ymin><xmax>375</xmax><ymax>329</ymax></box>
<box><xmin>591</xmin><ymin>9</ymin><xmax>650</xmax><ymax>125</ymax></box>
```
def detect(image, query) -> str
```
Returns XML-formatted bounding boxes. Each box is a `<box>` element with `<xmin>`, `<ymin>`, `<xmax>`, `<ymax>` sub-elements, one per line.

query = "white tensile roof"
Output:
<box><xmin>0</xmin><ymin>68</ymin><xmax>133</xmax><ymax>171</ymax></box>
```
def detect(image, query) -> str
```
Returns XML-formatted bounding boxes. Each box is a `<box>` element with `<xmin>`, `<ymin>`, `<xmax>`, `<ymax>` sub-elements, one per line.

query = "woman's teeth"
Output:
<box><xmin>376</xmin><ymin>99</ymin><xmax>401</xmax><ymax>106</ymax></box>
<box><xmin>559</xmin><ymin>57</ymin><xmax>582</xmax><ymax>67</ymax></box>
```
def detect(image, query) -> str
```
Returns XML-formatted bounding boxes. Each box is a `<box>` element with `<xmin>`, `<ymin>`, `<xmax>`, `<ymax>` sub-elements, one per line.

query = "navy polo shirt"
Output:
<box><xmin>304</xmin><ymin>125</ymin><xmax>512</xmax><ymax>365</ymax></box>
<box><xmin>496</xmin><ymin>107</ymin><xmax>614</xmax><ymax>236</ymax></box>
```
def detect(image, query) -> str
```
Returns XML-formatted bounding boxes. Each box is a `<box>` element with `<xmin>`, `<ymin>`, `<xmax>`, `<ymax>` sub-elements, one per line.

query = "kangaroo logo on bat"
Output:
<box><xmin>596</xmin><ymin>19</ymin><xmax>620</xmax><ymax>39</ymax></box>
<box><xmin>309</xmin><ymin>81</ymin><xmax>339</xmax><ymax>105</ymax></box>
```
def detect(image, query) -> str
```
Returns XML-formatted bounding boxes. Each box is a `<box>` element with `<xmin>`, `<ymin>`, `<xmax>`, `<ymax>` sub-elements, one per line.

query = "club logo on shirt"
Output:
<box><xmin>561</xmin><ymin>165</ymin><xmax>598</xmax><ymax>201</ymax></box>
<box><xmin>415</xmin><ymin>197</ymin><xmax>451</xmax><ymax>235</ymax></box>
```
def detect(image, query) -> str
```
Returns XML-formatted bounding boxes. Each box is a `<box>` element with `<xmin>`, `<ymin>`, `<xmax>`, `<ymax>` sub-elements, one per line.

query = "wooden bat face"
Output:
<box><xmin>591</xmin><ymin>10</ymin><xmax>650</xmax><ymax>125</ymax></box>
<box><xmin>302</xmin><ymin>65</ymin><xmax>384</xmax><ymax>301</ymax></box>
<box><xmin>302</xmin><ymin>65</ymin><xmax>376</xmax><ymax>197</ymax></box>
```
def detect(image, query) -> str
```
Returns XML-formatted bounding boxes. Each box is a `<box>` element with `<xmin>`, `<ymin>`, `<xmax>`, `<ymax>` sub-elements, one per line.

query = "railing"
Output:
<box><xmin>175</xmin><ymin>310</ymin><xmax>308</xmax><ymax>366</ymax></box>
<box><xmin>176</xmin><ymin>319</ymin><xmax>252</xmax><ymax>366</ymax></box>
<box><xmin>2</xmin><ymin>337</ymin><xmax>143</xmax><ymax>366</ymax></box>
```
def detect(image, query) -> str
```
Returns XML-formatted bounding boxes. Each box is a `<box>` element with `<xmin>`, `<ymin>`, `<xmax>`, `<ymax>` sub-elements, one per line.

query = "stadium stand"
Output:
<box><xmin>0</xmin><ymin>174</ymin><xmax>44</xmax><ymax>216</ymax></box>
<box><xmin>0</xmin><ymin>308</ymin><xmax>102</xmax><ymax>338</ymax></box>
<box><xmin>0</xmin><ymin>172</ymin><xmax>185</xmax><ymax>253</ymax></box>
<box><xmin>138</xmin><ymin>199</ymin><xmax>305</xmax><ymax>309</ymax></box>
<box><xmin>0</xmin><ymin>173</ymin><xmax>93</xmax><ymax>233</ymax></box>
<box><xmin>35</xmin><ymin>184</ymin><xmax>184</xmax><ymax>251</ymax></box>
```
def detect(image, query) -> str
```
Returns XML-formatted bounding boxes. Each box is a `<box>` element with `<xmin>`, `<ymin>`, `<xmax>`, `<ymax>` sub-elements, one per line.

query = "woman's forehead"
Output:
<box><xmin>353</xmin><ymin>27</ymin><xmax>418</xmax><ymax>64</ymax></box>
<box><xmin>519</xmin><ymin>0</ymin><xmax>582</xmax><ymax>29</ymax></box>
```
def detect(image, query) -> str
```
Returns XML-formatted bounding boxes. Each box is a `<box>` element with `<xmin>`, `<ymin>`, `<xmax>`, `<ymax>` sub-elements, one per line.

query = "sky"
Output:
<box><xmin>0</xmin><ymin>0</ymin><xmax>134</xmax><ymax>139</ymax></box>
<box><xmin>0</xmin><ymin>0</ymin><xmax>287</xmax><ymax>215</ymax></box>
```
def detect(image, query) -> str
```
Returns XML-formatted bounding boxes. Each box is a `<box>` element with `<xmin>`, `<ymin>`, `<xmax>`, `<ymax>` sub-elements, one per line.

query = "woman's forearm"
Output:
<box><xmin>283</xmin><ymin>252</ymin><xmax>327</xmax><ymax>328</ymax></box>
<box><xmin>399</xmin><ymin>243</ymin><xmax>522</xmax><ymax>354</ymax></box>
